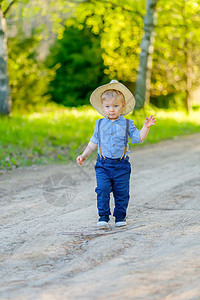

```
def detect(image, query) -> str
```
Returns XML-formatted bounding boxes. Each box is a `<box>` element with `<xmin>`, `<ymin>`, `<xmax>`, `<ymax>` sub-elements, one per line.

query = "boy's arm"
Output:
<box><xmin>140</xmin><ymin>125</ymin><xmax>150</xmax><ymax>142</ymax></box>
<box><xmin>140</xmin><ymin>115</ymin><xmax>156</xmax><ymax>142</ymax></box>
<box><xmin>76</xmin><ymin>141</ymin><xmax>98</xmax><ymax>165</ymax></box>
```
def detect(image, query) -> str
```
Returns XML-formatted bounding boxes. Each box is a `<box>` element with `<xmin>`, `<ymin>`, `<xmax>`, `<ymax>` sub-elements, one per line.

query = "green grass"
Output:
<box><xmin>0</xmin><ymin>103</ymin><xmax>200</xmax><ymax>170</ymax></box>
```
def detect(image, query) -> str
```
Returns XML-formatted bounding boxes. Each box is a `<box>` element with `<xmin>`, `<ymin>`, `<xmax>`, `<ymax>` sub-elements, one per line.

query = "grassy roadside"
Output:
<box><xmin>0</xmin><ymin>103</ymin><xmax>200</xmax><ymax>170</ymax></box>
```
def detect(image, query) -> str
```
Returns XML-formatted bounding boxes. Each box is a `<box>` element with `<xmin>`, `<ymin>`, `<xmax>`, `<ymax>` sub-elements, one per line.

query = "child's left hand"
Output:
<box><xmin>144</xmin><ymin>115</ymin><xmax>156</xmax><ymax>128</ymax></box>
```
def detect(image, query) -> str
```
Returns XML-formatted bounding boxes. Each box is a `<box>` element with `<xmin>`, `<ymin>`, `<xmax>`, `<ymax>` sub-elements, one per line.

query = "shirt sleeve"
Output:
<box><xmin>129</xmin><ymin>119</ymin><xmax>142</xmax><ymax>144</ymax></box>
<box><xmin>90</xmin><ymin>119</ymin><xmax>99</xmax><ymax>144</ymax></box>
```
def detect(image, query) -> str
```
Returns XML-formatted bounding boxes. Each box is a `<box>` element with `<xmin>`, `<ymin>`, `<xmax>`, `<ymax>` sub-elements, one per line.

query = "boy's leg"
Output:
<box><xmin>95</xmin><ymin>163</ymin><xmax>112</xmax><ymax>216</ymax></box>
<box><xmin>112</xmin><ymin>161</ymin><xmax>131</xmax><ymax>219</ymax></box>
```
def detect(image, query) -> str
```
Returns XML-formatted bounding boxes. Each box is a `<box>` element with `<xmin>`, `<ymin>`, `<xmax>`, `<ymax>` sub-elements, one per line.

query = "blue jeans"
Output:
<box><xmin>94</xmin><ymin>154</ymin><xmax>131</xmax><ymax>219</ymax></box>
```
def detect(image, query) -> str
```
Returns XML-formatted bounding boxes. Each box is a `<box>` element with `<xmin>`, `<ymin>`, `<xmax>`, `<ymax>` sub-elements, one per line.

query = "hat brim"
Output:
<box><xmin>90</xmin><ymin>82</ymin><xmax>135</xmax><ymax>116</ymax></box>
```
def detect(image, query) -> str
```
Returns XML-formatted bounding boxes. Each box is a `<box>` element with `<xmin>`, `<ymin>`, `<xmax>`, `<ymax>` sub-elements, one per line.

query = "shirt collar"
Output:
<box><xmin>105</xmin><ymin>115</ymin><xmax>124</xmax><ymax>122</ymax></box>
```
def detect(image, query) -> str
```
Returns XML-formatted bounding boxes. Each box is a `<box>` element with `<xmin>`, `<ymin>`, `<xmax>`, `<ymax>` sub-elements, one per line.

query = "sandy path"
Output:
<box><xmin>0</xmin><ymin>134</ymin><xmax>200</xmax><ymax>300</ymax></box>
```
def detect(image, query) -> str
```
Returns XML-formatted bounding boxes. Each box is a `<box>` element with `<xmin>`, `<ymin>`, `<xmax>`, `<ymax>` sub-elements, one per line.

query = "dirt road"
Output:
<box><xmin>0</xmin><ymin>134</ymin><xmax>200</xmax><ymax>300</ymax></box>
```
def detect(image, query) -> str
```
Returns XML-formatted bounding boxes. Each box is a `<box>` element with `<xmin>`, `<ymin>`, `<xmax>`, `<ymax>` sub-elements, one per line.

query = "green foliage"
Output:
<box><xmin>46</xmin><ymin>23</ymin><xmax>108</xmax><ymax>107</ymax></box>
<box><xmin>150</xmin><ymin>93</ymin><xmax>185</xmax><ymax>110</ymax></box>
<box><xmin>0</xmin><ymin>104</ymin><xmax>200</xmax><ymax>170</ymax></box>
<box><xmin>3</xmin><ymin>0</ymin><xmax>200</xmax><ymax>112</ymax></box>
<box><xmin>151</xmin><ymin>0</ymin><xmax>200</xmax><ymax>97</ymax></box>
<box><xmin>68</xmin><ymin>0</ymin><xmax>200</xmax><ymax>109</ymax></box>
<box><xmin>67</xmin><ymin>0</ymin><xmax>145</xmax><ymax>82</ymax></box>
<box><xmin>7</xmin><ymin>32</ymin><xmax>54</xmax><ymax>111</ymax></box>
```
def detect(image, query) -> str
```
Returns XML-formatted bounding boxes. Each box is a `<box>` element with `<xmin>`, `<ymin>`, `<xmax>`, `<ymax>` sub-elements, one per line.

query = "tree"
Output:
<box><xmin>151</xmin><ymin>0</ymin><xmax>200</xmax><ymax>112</ymax></box>
<box><xmin>70</xmin><ymin>0</ymin><xmax>158</xmax><ymax>110</ymax></box>
<box><xmin>72</xmin><ymin>0</ymin><xmax>200</xmax><ymax>112</ymax></box>
<box><xmin>134</xmin><ymin>0</ymin><xmax>158</xmax><ymax>110</ymax></box>
<box><xmin>67</xmin><ymin>0</ymin><xmax>145</xmax><ymax>82</ymax></box>
<box><xmin>8</xmin><ymin>31</ymin><xmax>54</xmax><ymax>111</ymax></box>
<box><xmin>0</xmin><ymin>0</ymin><xmax>147</xmax><ymax>113</ymax></box>
<box><xmin>46</xmin><ymin>23</ymin><xmax>108</xmax><ymax>107</ymax></box>
<box><xmin>0</xmin><ymin>0</ymin><xmax>83</xmax><ymax>114</ymax></box>
<box><xmin>0</xmin><ymin>1</ymin><xmax>11</xmax><ymax>114</ymax></box>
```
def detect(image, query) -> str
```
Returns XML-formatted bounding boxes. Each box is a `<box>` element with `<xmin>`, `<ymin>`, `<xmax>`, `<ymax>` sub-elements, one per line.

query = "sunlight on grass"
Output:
<box><xmin>0</xmin><ymin>103</ymin><xmax>200</xmax><ymax>169</ymax></box>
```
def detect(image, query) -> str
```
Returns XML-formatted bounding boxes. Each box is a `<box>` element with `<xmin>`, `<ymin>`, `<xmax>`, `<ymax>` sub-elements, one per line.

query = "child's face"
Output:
<box><xmin>102</xmin><ymin>96</ymin><xmax>125</xmax><ymax>120</ymax></box>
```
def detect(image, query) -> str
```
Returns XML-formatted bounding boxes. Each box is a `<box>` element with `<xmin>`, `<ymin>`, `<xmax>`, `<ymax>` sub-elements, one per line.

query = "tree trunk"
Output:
<box><xmin>182</xmin><ymin>1</ymin><xmax>192</xmax><ymax>114</ymax></box>
<box><xmin>183</xmin><ymin>45</ymin><xmax>192</xmax><ymax>114</ymax></box>
<box><xmin>134</xmin><ymin>0</ymin><xmax>157</xmax><ymax>110</ymax></box>
<box><xmin>0</xmin><ymin>8</ymin><xmax>11</xmax><ymax>115</ymax></box>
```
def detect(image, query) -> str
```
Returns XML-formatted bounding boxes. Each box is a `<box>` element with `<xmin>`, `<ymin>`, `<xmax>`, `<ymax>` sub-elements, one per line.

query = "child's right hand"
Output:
<box><xmin>76</xmin><ymin>155</ymin><xmax>86</xmax><ymax>165</ymax></box>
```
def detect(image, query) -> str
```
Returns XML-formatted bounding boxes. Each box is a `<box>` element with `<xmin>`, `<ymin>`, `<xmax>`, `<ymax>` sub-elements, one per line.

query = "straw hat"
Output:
<box><xmin>90</xmin><ymin>80</ymin><xmax>135</xmax><ymax>116</ymax></box>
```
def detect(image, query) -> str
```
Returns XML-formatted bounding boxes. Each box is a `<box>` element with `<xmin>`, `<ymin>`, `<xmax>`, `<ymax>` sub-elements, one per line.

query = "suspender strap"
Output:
<box><xmin>98</xmin><ymin>119</ymin><xmax>106</xmax><ymax>159</ymax></box>
<box><xmin>120</xmin><ymin>119</ymin><xmax>129</xmax><ymax>160</ymax></box>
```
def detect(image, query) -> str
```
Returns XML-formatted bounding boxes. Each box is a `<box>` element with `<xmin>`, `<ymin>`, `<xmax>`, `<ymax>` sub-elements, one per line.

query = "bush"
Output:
<box><xmin>8</xmin><ymin>32</ymin><xmax>54</xmax><ymax>112</ymax></box>
<box><xmin>150</xmin><ymin>92</ymin><xmax>185</xmax><ymax>110</ymax></box>
<box><xmin>45</xmin><ymin>23</ymin><xmax>109</xmax><ymax>107</ymax></box>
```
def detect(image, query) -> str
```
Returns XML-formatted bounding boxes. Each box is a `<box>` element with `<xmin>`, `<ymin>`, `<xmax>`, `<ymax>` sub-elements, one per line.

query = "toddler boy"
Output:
<box><xmin>77</xmin><ymin>80</ymin><xmax>156</xmax><ymax>227</ymax></box>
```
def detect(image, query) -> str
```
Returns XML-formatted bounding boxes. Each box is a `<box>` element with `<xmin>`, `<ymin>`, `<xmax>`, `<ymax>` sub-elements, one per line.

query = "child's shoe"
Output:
<box><xmin>97</xmin><ymin>215</ymin><xmax>110</xmax><ymax>227</ymax></box>
<box><xmin>115</xmin><ymin>217</ymin><xmax>126</xmax><ymax>227</ymax></box>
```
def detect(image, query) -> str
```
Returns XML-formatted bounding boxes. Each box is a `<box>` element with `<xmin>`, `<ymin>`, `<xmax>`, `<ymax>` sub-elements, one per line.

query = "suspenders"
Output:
<box><xmin>98</xmin><ymin>118</ymin><xmax>106</xmax><ymax>160</ymax></box>
<box><xmin>121</xmin><ymin>118</ymin><xmax>129</xmax><ymax>159</ymax></box>
<box><xmin>98</xmin><ymin>118</ymin><xmax>129</xmax><ymax>160</ymax></box>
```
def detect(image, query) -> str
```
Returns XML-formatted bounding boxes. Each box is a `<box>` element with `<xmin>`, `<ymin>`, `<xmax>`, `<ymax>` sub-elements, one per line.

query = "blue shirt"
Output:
<box><xmin>90</xmin><ymin>115</ymin><xmax>141</xmax><ymax>159</ymax></box>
